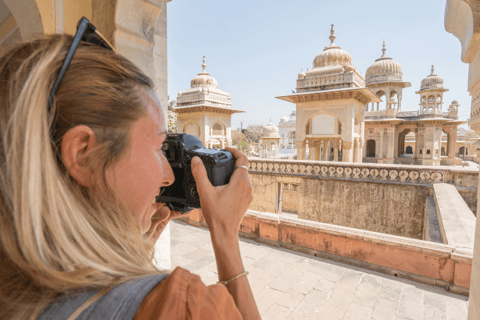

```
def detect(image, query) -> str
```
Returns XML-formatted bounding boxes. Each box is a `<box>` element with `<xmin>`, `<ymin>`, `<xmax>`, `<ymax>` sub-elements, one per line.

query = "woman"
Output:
<box><xmin>0</xmin><ymin>19</ymin><xmax>260</xmax><ymax>320</ymax></box>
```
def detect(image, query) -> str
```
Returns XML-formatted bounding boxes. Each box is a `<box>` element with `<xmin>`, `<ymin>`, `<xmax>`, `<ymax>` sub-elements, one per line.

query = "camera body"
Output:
<box><xmin>156</xmin><ymin>133</ymin><xmax>236</xmax><ymax>213</ymax></box>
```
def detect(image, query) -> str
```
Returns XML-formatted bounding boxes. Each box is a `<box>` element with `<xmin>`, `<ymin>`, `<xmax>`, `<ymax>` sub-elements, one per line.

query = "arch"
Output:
<box><xmin>366</xmin><ymin>139</ymin><xmax>376</xmax><ymax>157</ymax></box>
<box><xmin>305</xmin><ymin>111</ymin><xmax>342</xmax><ymax>136</ymax></box>
<box><xmin>459</xmin><ymin>146</ymin><xmax>466</xmax><ymax>155</ymax></box>
<box><xmin>211</xmin><ymin>120</ymin><xmax>225</xmax><ymax>136</ymax></box>
<box><xmin>428</xmin><ymin>95</ymin><xmax>435</xmax><ymax>103</ymax></box>
<box><xmin>287</xmin><ymin>131</ymin><xmax>295</xmax><ymax>149</ymax></box>
<box><xmin>421</xmin><ymin>96</ymin><xmax>426</xmax><ymax>104</ymax></box>
<box><xmin>406</xmin><ymin>146</ymin><xmax>413</xmax><ymax>154</ymax></box>
<box><xmin>436</xmin><ymin>95</ymin><xmax>442</xmax><ymax>103</ymax></box>
<box><xmin>183</xmin><ymin>120</ymin><xmax>200</xmax><ymax>138</ymax></box>
<box><xmin>3</xmin><ymin>0</ymin><xmax>44</xmax><ymax>41</ymax></box>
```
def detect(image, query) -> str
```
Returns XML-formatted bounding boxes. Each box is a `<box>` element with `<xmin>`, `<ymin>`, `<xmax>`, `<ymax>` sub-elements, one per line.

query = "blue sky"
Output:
<box><xmin>167</xmin><ymin>0</ymin><xmax>470</xmax><ymax>130</ymax></box>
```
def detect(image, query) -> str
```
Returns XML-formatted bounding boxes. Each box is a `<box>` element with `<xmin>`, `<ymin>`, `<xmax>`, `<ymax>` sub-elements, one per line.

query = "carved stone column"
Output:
<box><xmin>296</xmin><ymin>141</ymin><xmax>305</xmax><ymax>160</ymax></box>
<box><xmin>343</xmin><ymin>141</ymin><xmax>353</xmax><ymax>162</ymax></box>
<box><xmin>333</xmin><ymin>139</ymin><xmax>339</xmax><ymax>162</ymax></box>
<box><xmin>379</xmin><ymin>130</ymin><xmax>384</xmax><ymax>159</ymax></box>
<box><xmin>324</xmin><ymin>140</ymin><xmax>329</xmax><ymax>161</ymax></box>
<box><xmin>309</xmin><ymin>141</ymin><xmax>317</xmax><ymax>161</ymax></box>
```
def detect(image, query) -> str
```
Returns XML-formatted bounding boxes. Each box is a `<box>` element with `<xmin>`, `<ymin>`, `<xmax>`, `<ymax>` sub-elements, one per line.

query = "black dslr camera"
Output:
<box><xmin>156</xmin><ymin>133</ymin><xmax>236</xmax><ymax>213</ymax></box>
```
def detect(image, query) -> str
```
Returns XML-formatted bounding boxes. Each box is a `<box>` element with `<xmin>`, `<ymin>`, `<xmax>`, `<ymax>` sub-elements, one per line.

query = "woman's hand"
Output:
<box><xmin>146</xmin><ymin>204</ymin><xmax>192</xmax><ymax>243</ymax></box>
<box><xmin>190</xmin><ymin>147</ymin><xmax>253</xmax><ymax>239</ymax></box>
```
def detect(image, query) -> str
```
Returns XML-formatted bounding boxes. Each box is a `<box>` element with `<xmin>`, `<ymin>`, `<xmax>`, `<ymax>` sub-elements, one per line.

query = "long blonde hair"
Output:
<box><xmin>0</xmin><ymin>35</ymin><xmax>164</xmax><ymax>319</ymax></box>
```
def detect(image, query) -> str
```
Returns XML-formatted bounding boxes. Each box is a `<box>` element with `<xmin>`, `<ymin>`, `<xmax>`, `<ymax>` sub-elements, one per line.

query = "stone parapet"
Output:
<box><xmin>180</xmin><ymin>209</ymin><xmax>472</xmax><ymax>295</ymax></box>
<box><xmin>247</xmin><ymin>158</ymin><xmax>478</xmax><ymax>188</ymax></box>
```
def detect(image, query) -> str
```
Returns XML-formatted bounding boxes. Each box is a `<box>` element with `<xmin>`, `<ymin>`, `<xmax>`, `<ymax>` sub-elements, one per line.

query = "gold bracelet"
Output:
<box><xmin>217</xmin><ymin>271</ymin><xmax>249</xmax><ymax>285</ymax></box>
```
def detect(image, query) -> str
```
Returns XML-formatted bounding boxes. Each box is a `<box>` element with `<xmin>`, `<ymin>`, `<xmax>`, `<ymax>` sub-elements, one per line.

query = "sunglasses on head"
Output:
<box><xmin>47</xmin><ymin>17</ymin><xmax>115</xmax><ymax>112</ymax></box>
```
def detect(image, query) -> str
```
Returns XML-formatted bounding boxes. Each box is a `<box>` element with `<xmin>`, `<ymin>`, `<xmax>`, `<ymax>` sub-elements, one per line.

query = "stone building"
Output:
<box><xmin>279</xmin><ymin>110</ymin><xmax>296</xmax><ymax>149</ymax></box>
<box><xmin>174</xmin><ymin>56</ymin><xmax>244</xmax><ymax>148</ymax></box>
<box><xmin>363</xmin><ymin>66</ymin><xmax>466</xmax><ymax>166</ymax></box>
<box><xmin>260</xmin><ymin>119</ymin><xmax>281</xmax><ymax>158</ymax></box>
<box><xmin>276</xmin><ymin>25</ymin><xmax>380</xmax><ymax>163</ymax></box>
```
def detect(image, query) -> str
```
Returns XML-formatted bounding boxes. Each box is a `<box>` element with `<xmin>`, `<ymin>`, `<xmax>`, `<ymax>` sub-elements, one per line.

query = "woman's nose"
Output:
<box><xmin>162</xmin><ymin>158</ymin><xmax>175</xmax><ymax>187</ymax></box>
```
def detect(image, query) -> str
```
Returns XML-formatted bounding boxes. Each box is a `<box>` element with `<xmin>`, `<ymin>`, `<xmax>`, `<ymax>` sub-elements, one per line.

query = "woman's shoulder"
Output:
<box><xmin>134</xmin><ymin>267</ymin><xmax>242</xmax><ymax>320</ymax></box>
<box><xmin>38</xmin><ymin>273</ymin><xmax>169</xmax><ymax>320</ymax></box>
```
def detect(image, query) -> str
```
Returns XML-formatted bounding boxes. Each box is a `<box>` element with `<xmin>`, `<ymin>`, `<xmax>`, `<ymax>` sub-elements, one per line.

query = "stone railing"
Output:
<box><xmin>247</xmin><ymin>158</ymin><xmax>478</xmax><ymax>188</ymax></box>
<box><xmin>397</xmin><ymin>111</ymin><xmax>419</xmax><ymax>117</ymax></box>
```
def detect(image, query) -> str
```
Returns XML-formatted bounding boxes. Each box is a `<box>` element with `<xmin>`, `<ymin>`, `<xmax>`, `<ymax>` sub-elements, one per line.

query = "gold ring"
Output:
<box><xmin>236</xmin><ymin>165</ymin><xmax>249</xmax><ymax>171</ymax></box>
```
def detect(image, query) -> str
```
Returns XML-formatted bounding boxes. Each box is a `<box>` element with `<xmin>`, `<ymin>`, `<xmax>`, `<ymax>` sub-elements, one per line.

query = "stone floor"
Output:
<box><xmin>170</xmin><ymin>220</ymin><xmax>469</xmax><ymax>320</ymax></box>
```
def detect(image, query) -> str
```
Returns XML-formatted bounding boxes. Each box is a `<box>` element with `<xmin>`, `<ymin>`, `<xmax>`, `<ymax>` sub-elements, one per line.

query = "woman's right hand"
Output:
<box><xmin>190</xmin><ymin>147</ymin><xmax>253</xmax><ymax>239</ymax></box>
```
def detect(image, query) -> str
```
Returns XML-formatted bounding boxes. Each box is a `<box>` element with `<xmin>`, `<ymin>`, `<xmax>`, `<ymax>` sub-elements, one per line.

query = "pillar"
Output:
<box><xmin>387</xmin><ymin>128</ymin><xmax>395</xmax><ymax>159</ymax></box>
<box><xmin>379</xmin><ymin>131</ymin><xmax>384</xmax><ymax>159</ymax></box>
<box><xmin>376</xmin><ymin>102</ymin><xmax>379</xmax><ymax>111</ymax></box>
<box><xmin>310</xmin><ymin>143</ymin><xmax>317</xmax><ymax>161</ymax></box>
<box><xmin>397</xmin><ymin>91</ymin><xmax>402</xmax><ymax>111</ymax></box>
<box><xmin>296</xmin><ymin>141</ymin><xmax>305</xmax><ymax>160</ymax></box>
<box><xmin>343</xmin><ymin>141</ymin><xmax>353</xmax><ymax>162</ymax></box>
<box><xmin>334</xmin><ymin>139</ymin><xmax>339</xmax><ymax>162</ymax></box>
<box><xmin>414</xmin><ymin>130</ymin><xmax>418</xmax><ymax>159</ymax></box>
<box><xmin>450</xmin><ymin>129</ymin><xmax>457</xmax><ymax>158</ymax></box>
<box><xmin>323</xmin><ymin>139</ymin><xmax>328</xmax><ymax>161</ymax></box>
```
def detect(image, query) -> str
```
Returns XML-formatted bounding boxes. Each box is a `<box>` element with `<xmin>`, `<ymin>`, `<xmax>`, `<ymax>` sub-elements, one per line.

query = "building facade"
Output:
<box><xmin>276</xmin><ymin>25</ymin><xmax>380</xmax><ymax>163</ymax></box>
<box><xmin>174</xmin><ymin>57</ymin><xmax>244</xmax><ymax>149</ymax></box>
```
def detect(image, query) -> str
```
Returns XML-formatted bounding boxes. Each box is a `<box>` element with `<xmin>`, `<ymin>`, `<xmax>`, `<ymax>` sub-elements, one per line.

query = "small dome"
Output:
<box><xmin>312</xmin><ymin>24</ymin><xmax>352</xmax><ymax>69</ymax></box>
<box><xmin>262</xmin><ymin>118</ymin><xmax>280</xmax><ymax>138</ymax></box>
<box><xmin>280</xmin><ymin>116</ymin><xmax>289</xmax><ymax>122</ymax></box>
<box><xmin>420</xmin><ymin>65</ymin><xmax>444</xmax><ymax>91</ymax></box>
<box><xmin>298</xmin><ymin>68</ymin><xmax>306</xmax><ymax>79</ymax></box>
<box><xmin>190</xmin><ymin>56</ymin><xmax>218</xmax><ymax>89</ymax></box>
<box><xmin>365</xmin><ymin>41</ymin><xmax>403</xmax><ymax>84</ymax></box>
<box><xmin>451</xmin><ymin>99</ymin><xmax>459</xmax><ymax>105</ymax></box>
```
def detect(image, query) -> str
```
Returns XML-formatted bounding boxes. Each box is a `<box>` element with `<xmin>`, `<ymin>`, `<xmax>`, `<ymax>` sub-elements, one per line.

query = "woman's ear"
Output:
<box><xmin>61</xmin><ymin>125</ymin><xmax>97</xmax><ymax>187</ymax></box>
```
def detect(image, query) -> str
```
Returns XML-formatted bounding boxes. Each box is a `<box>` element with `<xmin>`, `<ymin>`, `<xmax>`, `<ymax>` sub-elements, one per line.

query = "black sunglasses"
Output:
<box><xmin>47</xmin><ymin>17</ymin><xmax>114</xmax><ymax>112</ymax></box>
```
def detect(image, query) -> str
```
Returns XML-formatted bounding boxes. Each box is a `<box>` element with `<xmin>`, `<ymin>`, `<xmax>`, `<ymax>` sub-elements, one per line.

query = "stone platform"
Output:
<box><xmin>170</xmin><ymin>221</ymin><xmax>468</xmax><ymax>320</ymax></box>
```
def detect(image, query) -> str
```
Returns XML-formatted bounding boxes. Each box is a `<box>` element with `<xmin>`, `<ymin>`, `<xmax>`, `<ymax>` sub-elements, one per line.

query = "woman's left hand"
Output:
<box><xmin>146</xmin><ymin>204</ymin><xmax>191</xmax><ymax>243</ymax></box>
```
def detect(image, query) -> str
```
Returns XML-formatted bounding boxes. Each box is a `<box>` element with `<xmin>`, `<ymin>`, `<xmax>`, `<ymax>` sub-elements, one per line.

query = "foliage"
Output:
<box><xmin>231</xmin><ymin>130</ymin><xmax>250</xmax><ymax>153</ymax></box>
<box><xmin>243</xmin><ymin>124</ymin><xmax>263</xmax><ymax>143</ymax></box>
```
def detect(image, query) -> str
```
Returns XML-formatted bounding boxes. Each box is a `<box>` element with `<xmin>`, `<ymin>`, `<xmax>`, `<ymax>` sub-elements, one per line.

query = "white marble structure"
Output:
<box><xmin>260</xmin><ymin>119</ymin><xmax>281</xmax><ymax>158</ymax></box>
<box><xmin>174</xmin><ymin>57</ymin><xmax>244</xmax><ymax>148</ymax></box>
<box><xmin>279</xmin><ymin>110</ymin><xmax>296</xmax><ymax>149</ymax></box>
<box><xmin>276</xmin><ymin>24</ymin><xmax>380</xmax><ymax>163</ymax></box>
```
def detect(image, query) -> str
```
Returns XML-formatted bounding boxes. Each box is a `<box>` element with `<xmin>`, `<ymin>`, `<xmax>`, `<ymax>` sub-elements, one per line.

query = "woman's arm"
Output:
<box><xmin>191</xmin><ymin>148</ymin><xmax>261</xmax><ymax>320</ymax></box>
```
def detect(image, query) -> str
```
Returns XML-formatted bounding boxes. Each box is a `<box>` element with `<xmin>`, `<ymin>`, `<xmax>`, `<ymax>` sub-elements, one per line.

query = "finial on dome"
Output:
<box><xmin>270</xmin><ymin>117</ymin><xmax>273</xmax><ymax>123</ymax></box>
<box><xmin>382</xmin><ymin>40</ymin><xmax>386</xmax><ymax>56</ymax></box>
<box><xmin>202</xmin><ymin>56</ymin><xmax>207</xmax><ymax>73</ymax></box>
<box><xmin>329</xmin><ymin>24</ymin><xmax>336</xmax><ymax>44</ymax></box>
<box><xmin>431</xmin><ymin>64</ymin><xmax>435</xmax><ymax>75</ymax></box>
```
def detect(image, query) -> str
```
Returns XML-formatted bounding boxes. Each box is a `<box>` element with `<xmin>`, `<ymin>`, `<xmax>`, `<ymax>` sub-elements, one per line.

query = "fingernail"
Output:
<box><xmin>192</xmin><ymin>157</ymin><xmax>201</xmax><ymax>165</ymax></box>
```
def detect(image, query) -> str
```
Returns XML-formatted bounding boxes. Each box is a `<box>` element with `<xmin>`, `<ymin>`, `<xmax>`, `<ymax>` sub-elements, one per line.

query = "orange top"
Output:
<box><xmin>134</xmin><ymin>267</ymin><xmax>243</xmax><ymax>320</ymax></box>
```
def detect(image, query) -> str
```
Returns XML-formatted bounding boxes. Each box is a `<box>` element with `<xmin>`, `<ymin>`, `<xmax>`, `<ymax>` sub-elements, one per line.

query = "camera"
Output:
<box><xmin>156</xmin><ymin>133</ymin><xmax>236</xmax><ymax>213</ymax></box>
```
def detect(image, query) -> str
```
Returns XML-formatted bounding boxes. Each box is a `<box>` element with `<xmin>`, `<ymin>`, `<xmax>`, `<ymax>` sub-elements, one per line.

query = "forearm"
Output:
<box><xmin>211</xmin><ymin>234</ymin><xmax>261</xmax><ymax>320</ymax></box>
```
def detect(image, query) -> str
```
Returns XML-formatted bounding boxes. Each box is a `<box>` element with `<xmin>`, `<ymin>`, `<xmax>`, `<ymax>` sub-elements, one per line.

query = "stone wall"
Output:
<box><xmin>248</xmin><ymin>158</ymin><xmax>478</xmax><ymax>240</ymax></box>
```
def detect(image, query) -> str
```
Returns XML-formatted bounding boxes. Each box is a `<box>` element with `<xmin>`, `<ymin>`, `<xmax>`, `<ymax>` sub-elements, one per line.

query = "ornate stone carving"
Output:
<box><xmin>247</xmin><ymin>159</ymin><xmax>450</xmax><ymax>186</ymax></box>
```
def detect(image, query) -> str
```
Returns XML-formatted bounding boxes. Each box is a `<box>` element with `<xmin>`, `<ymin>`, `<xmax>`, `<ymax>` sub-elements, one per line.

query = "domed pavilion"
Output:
<box><xmin>174</xmin><ymin>56</ymin><xmax>244</xmax><ymax>148</ymax></box>
<box><xmin>260</xmin><ymin>119</ymin><xmax>281</xmax><ymax>158</ymax></box>
<box><xmin>365</xmin><ymin>41</ymin><xmax>411</xmax><ymax>112</ymax></box>
<box><xmin>276</xmin><ymin>24</ymin><xmax>381</xmax><ymax>163</ymax></box>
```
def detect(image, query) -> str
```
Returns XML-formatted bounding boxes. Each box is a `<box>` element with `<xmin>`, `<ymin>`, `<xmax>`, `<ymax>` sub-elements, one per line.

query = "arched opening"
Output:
<box><xmin>406</xmin><ymin>146</ymin><xmax>413</xmax><ymax>154</ymax></box>
<box><xmin>312</xmin><ymin>114</ymin><xmax>336</xmax><ymax>135</ymax></box>
<box><xmin>459</xmin><ymin>146</ymin><xmax>465</xmax><ymax>156</ymax></box>
<box><xmin>366</xmin><ymin>139</ymin><xmax>376</xmax><ymax>157</ymax></box>
<box><xmin>287</xmin><ymin>131</ymin><xmax>295</xmax><ymax>149</ymax></box>
<box><xmin>441</xmin><ymin>146</ymin><xmax>445</xmax><ymax>156</ymax></box>
<box><xmin>212</xmin><ymin>122</ymin><xmax>225</xmax><ymax>136</ymax></box>
<box><xmin>184</xmin><ymin>121</ymin><xmax>200</xmax><ymax>138</ymax></box>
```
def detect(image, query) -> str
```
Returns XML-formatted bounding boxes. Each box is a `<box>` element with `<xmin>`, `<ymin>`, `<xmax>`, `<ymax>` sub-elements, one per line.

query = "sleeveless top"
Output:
<box><xmin>37</xmin><ymin>274</ymin><xmax>169</xmax><ymax>320</ymax></box>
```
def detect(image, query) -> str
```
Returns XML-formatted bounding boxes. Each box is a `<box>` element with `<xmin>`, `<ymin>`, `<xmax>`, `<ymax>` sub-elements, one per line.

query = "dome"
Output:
<box><xmin>262</xmin><ymin>118</ymin><xmax>280</xmax><ymax>138</ymax></box>
<box><xmin>365</xmin><ymin>41</ymin><xmax>403</xmax><ymax>84</ymax></box>
<box><xmin>298</xmin><ymin>68</ymin><xmax>306</xmax><ymax>79</ymax></box>
<box><xmin>280</xmin><ymin>115</ymin><xmax>289</xmax><ymax>122</ymax></box>
<box><xmin>420</xmin><ymin>65</ymin><xmax>444</xmax><ymax>91</ymax></box>
<box><xmin>312</xmin><ymin>24</ymin><xmax>352</xmax><ymax>69</ymax></box>
<box><xmin>451</xmin><ymin>99</ymin><xmax>459</xmax><ymax>105</ymax></box>
<box><xmin>190</xmin><ymin>56</ymin><xmax>218</xmax><ymax>89</ymax></box>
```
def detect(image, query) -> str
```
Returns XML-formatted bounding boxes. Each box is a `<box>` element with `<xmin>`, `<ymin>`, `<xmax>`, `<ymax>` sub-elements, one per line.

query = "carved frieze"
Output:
<box><xmin>248</xmin><ymin>159</ymin><xmax>447</xmax><ymax>186</ymax></box>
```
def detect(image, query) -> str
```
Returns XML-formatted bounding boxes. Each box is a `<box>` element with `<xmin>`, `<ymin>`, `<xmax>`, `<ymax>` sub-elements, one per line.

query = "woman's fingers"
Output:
<box><xmin>191</xmin><ymin>156</ymin><xmax>214</xmax><ymax>195</ymax></box>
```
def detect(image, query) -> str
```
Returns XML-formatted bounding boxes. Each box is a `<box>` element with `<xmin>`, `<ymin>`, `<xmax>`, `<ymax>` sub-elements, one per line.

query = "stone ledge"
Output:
<box><xmin>179</xmin><ymin>209</ymin><xmax>472</xmax><ymax>295</ymax></box>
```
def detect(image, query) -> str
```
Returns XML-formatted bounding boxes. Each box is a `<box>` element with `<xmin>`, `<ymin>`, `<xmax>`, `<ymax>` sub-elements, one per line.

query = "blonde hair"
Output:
<box><xmin>0</xmin><ymin>35</ymin><xmax>164</xmax><ymax>319</ymax></box>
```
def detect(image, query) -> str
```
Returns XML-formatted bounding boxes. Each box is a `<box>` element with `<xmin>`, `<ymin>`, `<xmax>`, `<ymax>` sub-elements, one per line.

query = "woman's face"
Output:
<box><xmin>106</xmin><ymin>89</ymin><xmax>174</xmax><ymax>233</ymax></box>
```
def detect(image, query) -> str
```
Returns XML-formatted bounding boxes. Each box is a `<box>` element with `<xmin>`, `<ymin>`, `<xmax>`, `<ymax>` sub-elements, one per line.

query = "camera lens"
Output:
<box><xmin>190</xmin><ymin>187</ymin><xmax>199</xmax><ymax>199</ymax></box>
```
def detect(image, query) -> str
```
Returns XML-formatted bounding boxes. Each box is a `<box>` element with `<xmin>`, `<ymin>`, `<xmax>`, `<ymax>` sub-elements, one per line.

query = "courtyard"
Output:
<box><xmin>171</xmin><ymin>220</ymin><xmax>469</xmax><ymax>320</ymax></box>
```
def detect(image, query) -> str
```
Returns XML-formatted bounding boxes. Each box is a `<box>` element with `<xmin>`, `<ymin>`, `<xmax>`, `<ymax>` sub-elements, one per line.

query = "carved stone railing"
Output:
<box><xmin>397</xmin><ymin>111</ymin><xmax>419</xmax><ymax>118</ymax></box>
<box><xmin>247</xmin><ymin>158</ymin><xmax>478</xmax><ymax>187</ymax></box>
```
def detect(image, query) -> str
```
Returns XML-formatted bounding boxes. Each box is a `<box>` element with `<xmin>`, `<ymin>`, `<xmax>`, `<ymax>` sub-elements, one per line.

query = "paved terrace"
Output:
<box><xmin>170</xmin><ymin>220</ymin><xmax>469</xmax><ymax>320</ymax></box>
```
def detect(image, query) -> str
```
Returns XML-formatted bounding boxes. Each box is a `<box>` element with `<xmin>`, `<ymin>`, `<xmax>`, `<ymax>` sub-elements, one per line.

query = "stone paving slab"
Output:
<box><xmin>170</xmin><ymin>221</ymin><xmax>469</xmax><ymax>320</ymax></box>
